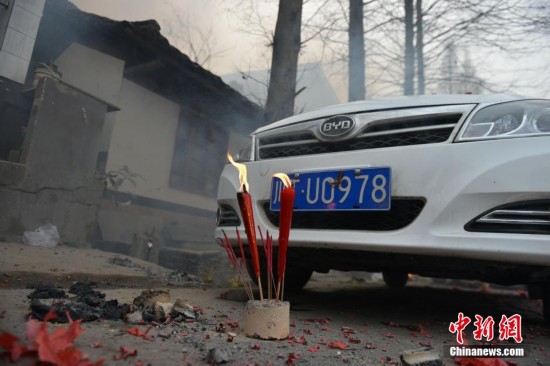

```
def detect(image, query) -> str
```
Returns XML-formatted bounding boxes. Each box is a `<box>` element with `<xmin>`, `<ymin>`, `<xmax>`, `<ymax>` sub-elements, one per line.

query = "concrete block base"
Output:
<box><xmin>243</xmin><ymin>300</ymin><xmax>290</xmax><ymax>340</ymax></box>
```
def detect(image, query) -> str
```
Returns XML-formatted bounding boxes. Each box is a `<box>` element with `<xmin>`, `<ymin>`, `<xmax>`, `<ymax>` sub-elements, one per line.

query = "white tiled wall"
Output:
<box><xmin>7</xmin><ymin>2</ymin><xmax>41</xmax><ymax>36</ymax></box>
<box><xmin>3</xmin><ymin>26</ymin><xmax>35</xmax><ymax>60</ymax></box>
<box><xmin>0</xmin><ymin>50</ymin><xmax>29</xmax><ymax>81</ymax></box>
<box><xmin>0</xmin><ymin>0</ymin><xmax>45</xmax><ymax>84</ymax></box>
<box><xmin>15</xmin><ymin>0</ymin><xmax>45</xmax><ymax>17</ymax></box>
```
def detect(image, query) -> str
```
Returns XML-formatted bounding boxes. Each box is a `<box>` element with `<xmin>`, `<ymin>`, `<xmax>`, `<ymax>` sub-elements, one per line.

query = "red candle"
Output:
<box><xmin>237</xmin><ymin>190</ymin><xmax>261</xmax><ymax>280</ymax></box>
<box><xmin>274</xmin><ymin>173</ymin><xmax>295</xmax><ymax>298</ymax></box>
<box><xmin>227</xmin><ymin>153</ymin><xmax>263</xmax><ymax>300</ymax></box>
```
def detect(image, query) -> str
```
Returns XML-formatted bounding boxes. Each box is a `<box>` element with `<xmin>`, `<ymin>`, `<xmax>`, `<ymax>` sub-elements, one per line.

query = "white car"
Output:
<box><xmin>215</xmin><ymin>94</ymin><xmax>550</xmax><ymax>321</ymax></box>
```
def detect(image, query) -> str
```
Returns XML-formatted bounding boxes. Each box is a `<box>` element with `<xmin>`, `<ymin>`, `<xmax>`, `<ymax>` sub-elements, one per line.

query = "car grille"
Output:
<box><xmin>259</xmin><ymin>129</ymin><xmax>453</xmax><ymax>159</ymax></box>
<box><xmin>261</xmin><ymin>197</ymin><xmax>426</xmax><ymax>231</ymax></box>
<box><xmin>257</xmin><ymin>113</ymin><xmax>462</xmax><ymax>160</ymax></box>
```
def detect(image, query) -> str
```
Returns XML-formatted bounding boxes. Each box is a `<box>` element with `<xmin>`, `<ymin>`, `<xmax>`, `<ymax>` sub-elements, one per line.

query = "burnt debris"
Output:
<box><xmin>28</xmin><ymin>281</ymin><xmax>129</xmax><ymax>323</ymax></box>
<box><xmin>27</xmin><ymin>284</ymin><xmax>68</xmax><ymax>299</ymax></box>
<box><xmin>27</xmin><ymin>282</ymin><xmax>198</xmax><ymax>325</ymax></box>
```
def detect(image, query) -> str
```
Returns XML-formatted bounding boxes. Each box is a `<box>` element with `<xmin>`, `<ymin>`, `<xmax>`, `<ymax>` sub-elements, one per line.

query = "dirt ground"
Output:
<box><xmin>0</xmin><ymin>243</ymin><xmax>175</xmax><ymax>289</ymax></box>
<box><xmin>1</xmin><ymin>242</ymin><xmax>550</xmax><ymax>366</ymax></box>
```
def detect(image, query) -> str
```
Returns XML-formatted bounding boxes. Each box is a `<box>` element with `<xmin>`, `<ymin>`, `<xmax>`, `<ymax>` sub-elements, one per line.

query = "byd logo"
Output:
<box><xmin>319</xmin><ymin>115</ymin><xmax>356</xmax><ymax>138</ymax></box>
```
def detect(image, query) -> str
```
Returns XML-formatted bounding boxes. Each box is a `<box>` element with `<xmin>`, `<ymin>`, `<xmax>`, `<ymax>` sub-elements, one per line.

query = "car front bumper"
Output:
<box><xmin>215</xmin><ymin>136</ymin><xmax>550</xmax><ymax>267</ymax></box>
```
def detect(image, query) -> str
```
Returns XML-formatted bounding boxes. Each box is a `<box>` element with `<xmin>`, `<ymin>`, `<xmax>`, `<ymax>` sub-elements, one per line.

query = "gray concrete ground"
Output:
<box><xmin>1</xmin><ymin>242</ymin><xmax>549</xmax><ymax>365</ymax></box>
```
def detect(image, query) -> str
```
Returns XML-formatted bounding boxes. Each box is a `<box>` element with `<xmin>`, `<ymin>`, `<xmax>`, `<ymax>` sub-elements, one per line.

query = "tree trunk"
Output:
<box><xmin>416</xmin><ymin>0</ymin><xmax>425</xmax><ymax>95</ymax></box>
<box><xmin>445</xmin><ymin>42</ymin><xmax>456</xmax><ymax>94</ymax></box>
<box><xmin>403</xmin><ymin>0</ymin><xmax>415</xmax><ymax>95</ymax></box>
<box><xmin>348</xmin><ymin>0</ymin><xmax>366</xmax><ymax>101</ymax></box>
<box><xmin>265</xmin><ymin>0</ymin><xmax>303</xmax><ymax>123</ymax></box>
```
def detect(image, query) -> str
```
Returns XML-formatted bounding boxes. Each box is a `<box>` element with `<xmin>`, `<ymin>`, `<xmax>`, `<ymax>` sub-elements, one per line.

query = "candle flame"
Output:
<box><xmin>227</xmin><ymin>153</ymin><xmax>249</xmax><ymax>192</ymax></box>
<box><xmin>273</xmin><ymin>173</ymin><xmax>293</xmax><ymax>188</ymax></box>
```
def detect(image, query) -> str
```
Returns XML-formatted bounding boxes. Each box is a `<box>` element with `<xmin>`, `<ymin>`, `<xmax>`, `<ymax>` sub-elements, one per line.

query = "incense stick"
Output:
<box><xmin>220</xmin><ymin>230</ymin><xmax>254</xmax><ymax>300</ymax></box>
<box><xmin>259</xmin><ymin>226</ymin><xmax>275</xmax><ymax>300</ymax></box>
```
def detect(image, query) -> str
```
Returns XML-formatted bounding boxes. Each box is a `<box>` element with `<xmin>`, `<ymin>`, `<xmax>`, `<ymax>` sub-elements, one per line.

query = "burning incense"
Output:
<box><xmin>219</xmin><ymin>230</ymin><xmax>254</xmax><ymax>300</ymax></box>
<box><xmin>227</xmin><ymin>154</ymin><xmax>264</xmax><ymax>300</ymax></box>
<box><xmin>273</xmin><ymin>173</ymin><xmax>295</xmax><ymax>301</ymax></box>
<box><xmin>259</xmin><ymin>227</ymin><xmax>274</xmax><ymax>300</ymax></box>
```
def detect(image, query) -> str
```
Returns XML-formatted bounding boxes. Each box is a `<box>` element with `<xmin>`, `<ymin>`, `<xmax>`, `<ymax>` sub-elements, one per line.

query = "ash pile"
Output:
<box><xmin>28</xmin><ymin>282</ymin><xmax>199</xmax><ymax>324</ymax></box>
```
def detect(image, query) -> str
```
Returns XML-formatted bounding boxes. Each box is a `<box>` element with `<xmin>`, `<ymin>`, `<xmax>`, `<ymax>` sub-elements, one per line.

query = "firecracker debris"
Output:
<box><xmin>27</xmin><ymin>282</ymin><xmax>201</xmax><ymax>325</ymax></box>
<box><xmin>1</xmin><ymin>245</ymin><xmax>550</xmax><ymax>365</ymax></box>
<box><xmin>2</xmin><ymin>280</ymin><xmax>550</xmax><ymax>365</ymax></box>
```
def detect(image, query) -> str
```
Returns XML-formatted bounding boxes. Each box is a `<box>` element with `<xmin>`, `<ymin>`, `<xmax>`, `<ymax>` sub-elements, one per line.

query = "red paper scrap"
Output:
<box><xmin>418</xmin><ymin>324</ymin><xmax>431</xmax><ymax>336</ymax></box>
<box><xmin>0</xmin><ymin>332</ymin><xmax>26</xmax><ymax>362</ymax></box>
<box><xmin>341</xmin><ymin>326</ymin><xmax>355</xmax><ymax>334</ymax></box>
<box><xmin>328</xmin><ymin>341</ymin><xmax>349</xmax><ymax>350</ymax></box>
<box><xmin>287</xmin><ymin>353</ymin><xmax>300</xmax><ymax>365</ymax></box>
<box><xmin>113</xmin><ymin>346</ymin><xmax>137</xmax><ymax>360</ymax></box>
<box><xmin>1</xmin><ymin>308</ymin><xmax>104</xmax><ymax>365</ymax></box>
<box><xmin>305</xmin><ymin>318</ymin><xmax>330</xmax><ymax>324</ymax></box>
<box><xmin>455</xmin><ymin>357</ymin><xmax>508</xmax><ymax>366</ymax></box>
<box><xmin>126</xmin><ymin>326</ymin><xmax>153</xmax><ymax>340</ymax></box>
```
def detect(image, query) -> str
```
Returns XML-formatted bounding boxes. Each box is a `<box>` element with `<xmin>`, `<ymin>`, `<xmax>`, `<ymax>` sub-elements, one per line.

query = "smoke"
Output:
<box><xmin>71</xmin><ymin>0</ymin><xmax>271</xmax><ymax>76</ymax></box>
<box><xmin>70</xmin><ymin>0</ymin><xmax>550</xmax><ymax>99</ymax></box>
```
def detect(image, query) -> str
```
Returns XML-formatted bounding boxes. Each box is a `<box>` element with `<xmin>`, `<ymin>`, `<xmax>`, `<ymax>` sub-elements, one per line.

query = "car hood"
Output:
<box><xmin>254</xmin><ymin>94</ymin><xmax>520</xmax><ymax>134</ymax></box>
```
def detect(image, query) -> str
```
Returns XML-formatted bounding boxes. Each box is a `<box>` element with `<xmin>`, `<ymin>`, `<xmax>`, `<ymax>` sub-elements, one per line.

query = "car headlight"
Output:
<box><xmin>457</xmin><ymin>100</ymin><xmax>550</xmax><ymax>141</ymax></box>
<box><xmin>229</xmin><ymin>135</ymin><xmax>255</xmax><ymax>162</ymax></box>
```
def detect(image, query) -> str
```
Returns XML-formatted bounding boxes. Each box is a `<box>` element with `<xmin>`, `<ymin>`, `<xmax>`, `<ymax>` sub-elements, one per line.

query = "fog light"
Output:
<box><xmin>216</xmin><ymin>203</ymin><xmax>241</xmax><ymax>227</ymax></box>
<box><xmin>465</xmin><ymin>200</ymin><xmax>550</xmax><ymax>235</ymax></box>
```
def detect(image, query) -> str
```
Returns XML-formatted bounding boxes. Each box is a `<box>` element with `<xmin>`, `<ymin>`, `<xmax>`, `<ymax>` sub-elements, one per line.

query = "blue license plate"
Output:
<box><xmin>270</xmin><ymin>167</ymin><xmax>391</xmax><ymax>211</ymax></box>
